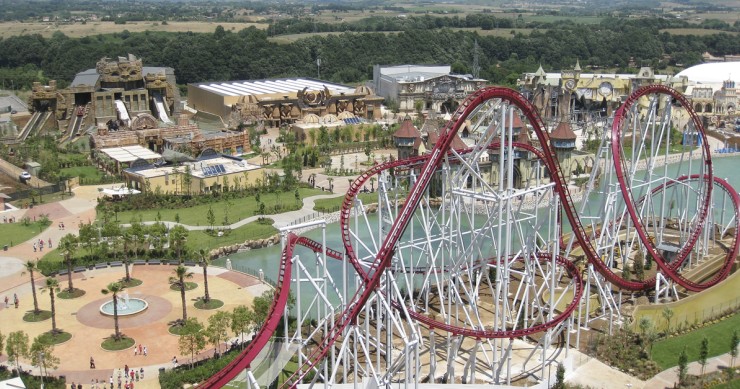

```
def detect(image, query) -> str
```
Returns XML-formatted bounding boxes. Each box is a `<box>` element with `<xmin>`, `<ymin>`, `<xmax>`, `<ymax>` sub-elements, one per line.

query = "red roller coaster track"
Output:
<box><xmin>200</xmin><ymin>86</ymin><xmax>740</xmax><ymax>388</ymax></box>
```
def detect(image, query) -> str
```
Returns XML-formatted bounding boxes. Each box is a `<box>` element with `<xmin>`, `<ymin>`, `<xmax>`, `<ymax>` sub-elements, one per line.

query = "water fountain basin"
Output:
<box><xmin>99</xmin><ymin>298</ymin><xmax>148</xmax><ymax>316</ymax></box>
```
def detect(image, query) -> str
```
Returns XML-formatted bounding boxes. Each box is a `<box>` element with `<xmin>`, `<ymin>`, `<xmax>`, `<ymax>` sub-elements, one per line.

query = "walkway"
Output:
<box><xmin>0</xmin><ymin>184</ymin><xmax>271</xmax><ymax>389</ymax></box>
<box><xmin>566</xmin><ymin>347</ymin><xmax>738</xmax><ymax>389</ymax></box>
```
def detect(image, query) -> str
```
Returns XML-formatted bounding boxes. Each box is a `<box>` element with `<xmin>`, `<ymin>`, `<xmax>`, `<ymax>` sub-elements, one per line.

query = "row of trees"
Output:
<box><xmin>175</xmin><ymin>291</ymin><xmax>278</xmax><ymax>368</ymax></box>
<box><xmin>0</xmin><ymin>329</ymin><xmax>60</xmax><ymax>378</ymax></box>
<box><xmin>1</xmin><ymin>17</ymin><xmax>739</xmax><ymax>91</ymax></box>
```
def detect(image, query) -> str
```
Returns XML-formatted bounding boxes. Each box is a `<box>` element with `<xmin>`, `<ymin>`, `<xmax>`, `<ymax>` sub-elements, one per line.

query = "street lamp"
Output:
<box><xmin>38</xmin><ymin>351</ymin><xmax>45</xmax><ymax>389</ymax></box>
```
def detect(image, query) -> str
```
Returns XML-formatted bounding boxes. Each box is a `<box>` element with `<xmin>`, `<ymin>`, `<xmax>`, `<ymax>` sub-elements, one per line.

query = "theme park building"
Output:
<box><xmin>25</xmin><ymin>54</ymin><xmax>179</xmax><ymax>141</ymax></box>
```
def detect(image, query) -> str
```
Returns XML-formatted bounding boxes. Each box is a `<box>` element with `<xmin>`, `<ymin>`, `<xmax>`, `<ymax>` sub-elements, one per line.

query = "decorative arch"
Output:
<box><xmin>131</xmin><ymin>113</ymin><xmax>158</xmax><ymax>130</ymax></box>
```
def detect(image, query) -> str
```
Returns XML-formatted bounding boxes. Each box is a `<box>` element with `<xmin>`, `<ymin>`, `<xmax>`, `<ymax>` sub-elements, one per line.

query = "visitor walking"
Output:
<box><xmin>90</xmin><ymin>356</ymin><xmax>96</xmax><ymax>369</ymax></box>
<box><xmin>13</xmin><ymin>293</ymin><xmax>18</xmax><ymax>308</ymax></box>
<box><xmin>139</xmin><ymin>368</ymin><xmax>144</xmax><ymax>380</ymax></box>
<box><xmin>4</xmin><ymin>295</ymin><xmax>7</xmax><ymax>307</ymax></box>
<box><xmin>124</xmin><ymin>365</ymin><xmax>129</xmax><ymax>377</ymax></box>
<box><xmin>143</xmin><ymin>345</ymin><xmax>147</xmax><ymax>356</ymax></box>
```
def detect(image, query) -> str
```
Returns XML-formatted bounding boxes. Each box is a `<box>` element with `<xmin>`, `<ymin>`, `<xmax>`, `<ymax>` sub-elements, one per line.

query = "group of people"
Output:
<box><xmin>133</xmin><ymin>343</ymin><xmax>148</xmax><ymax>356</ymax></box>
<box><xmin>3</xmin><ymin>293</ymin><xmax>19</xmax><ymax>308</ymax></box>
<box><xmin>32</xmin><ymin>238</ymin><xmax>51</xmax><ymax>252</ymax></box>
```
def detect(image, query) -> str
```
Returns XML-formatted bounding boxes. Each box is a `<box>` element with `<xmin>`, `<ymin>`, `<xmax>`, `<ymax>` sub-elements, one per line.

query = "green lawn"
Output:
<box><xmin>312</xmin><ymin>192</ymin><xmax>380</xmax><ymax>212</ymax></box>
<box><xmin>111</xmin><ymin>188</ymin><xmax>324</xmax><ymax>226</ymax></box>
<box><xmin>38</xmin><ymin>219</ymin><xmax>278</xmax><ymax>265</ymax></box>
<box><xmin>185</xmin><ymin>221</ymin><xmax>278</xmax><ymax>252</ymax></box>
<box><xmin>0</xmin><ymin>220</ymin><xmax>52</xmax><ymax>248</ymax></box>
<box><xmin>651</xmin><ymin>312</ymin><xmax>740</xmax><ymax>370</ymax></box>
<box><xmin>60</xmin><ymin>165</ymin><xmax>105</xmax><ymax>180</ymax></box>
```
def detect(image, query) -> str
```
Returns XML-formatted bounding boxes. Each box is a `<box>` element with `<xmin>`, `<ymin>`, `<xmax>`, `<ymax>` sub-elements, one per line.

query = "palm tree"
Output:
<box><xmin>169</xmin><ymin>265</ymin><xmax>193</xmax><ymax>324</ymax></box>
<box><xmin>101</xmin><ymin>282</ymin><xmax>126</xmax><ymax>340</ymax></box>
<box><xmin>42</xmin><ymin>278</ymin><xmax>60</xmax><ymax>333</ymax></box>
<box><xmin>197</xmin><ymin>249</ymin><xmax>211</xmax><ymax>303</ymax></box>
<box><xmin>122</xmin><ymin>231</ymin><xmax>133</xmax><ymax>282</ymax></box>
<box><xmin>58</xmin><ymin>234</ymin><xmax>79</xmax><ymax>292</ymax></box>
<box><xmin>23</xmin><ymin>260</ymin><xmax>41</xmax><ymax>314</ymax></box>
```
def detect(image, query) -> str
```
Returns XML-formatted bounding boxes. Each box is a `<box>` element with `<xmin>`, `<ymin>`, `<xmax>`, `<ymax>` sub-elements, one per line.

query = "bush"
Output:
<box><xmin>158</xmin><ymin>345</ymin><xmax>246</xmax><ymax>389</ymax></box>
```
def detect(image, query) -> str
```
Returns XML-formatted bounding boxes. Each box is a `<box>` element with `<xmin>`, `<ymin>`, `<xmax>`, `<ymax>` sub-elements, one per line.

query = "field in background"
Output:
<box><xmin>0</xmin><ymin>21</ymin><xmax>267</xmax><ymax>39</ymax></box>
<box><xmin>660</xmin><ymin>28</ymin><xmax>738</xmax><ymax>36</ymax></box>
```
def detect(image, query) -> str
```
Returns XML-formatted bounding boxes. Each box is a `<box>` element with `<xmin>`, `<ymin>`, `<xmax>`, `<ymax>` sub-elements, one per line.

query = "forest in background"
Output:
<box><xmin>0</xmin><ymin>16</ymin><xmax>738</xmax><ymax>92</ymax></box>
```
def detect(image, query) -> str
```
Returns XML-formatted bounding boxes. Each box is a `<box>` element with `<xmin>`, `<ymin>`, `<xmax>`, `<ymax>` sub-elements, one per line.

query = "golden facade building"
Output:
<box><xmin>187</xmin><ymin>78</ymin><xmax>384</xmax><ymax>128</ymax></box>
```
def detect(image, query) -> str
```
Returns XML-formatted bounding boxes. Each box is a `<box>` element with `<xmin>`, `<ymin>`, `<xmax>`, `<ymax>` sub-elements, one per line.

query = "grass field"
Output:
<box><xmin>111</xmin><ymin>188</ymin><xmax>324</xmax><ymax>226</ymax></box>
<box><xmin>651</xmin><ymin>312</ymin><xmax>740</xmax><ymax>370</ymax></box>
<box><xmin>185</xmin><ymin>221</ymin><xmax>278</xmax><ymax>252</ymax></box>
<box><xmin>0</xmin><ymin>220</ymin><xmax>52</xmax><ymax>248</ymax></box>
<box><xmin>38</xmin><ymin>218</ymin><xmax>278</xmax><ymax>264</ymax></box>
<box><xmin>457</xmin><ymin>27</ymin><xmax>536</xmax><ymax>37</ymax></box>
<box><xmin>660</xmin><ymin>28</ymin><xmax>738</xmax><ymax>36</ymax></box>
<box><xmin>60</xmin><ymin>165</ymin><xmax>104</xmax><ymax>181</ymax></box>
<box><xmin>0</xmin><ymin>21</ymin><xmax>267</xmax><ymax>39</ymax></box>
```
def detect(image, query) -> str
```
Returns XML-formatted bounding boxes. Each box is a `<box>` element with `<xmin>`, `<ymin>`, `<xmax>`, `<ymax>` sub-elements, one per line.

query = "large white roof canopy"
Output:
<box><xmin>100</xmin><ymin>145</ymin><xmax>162</xmax><ymax>163</ymax></box>
<box><xmin>195</xmin><ymin>78</ymin><xmax>355</xmax><ymax>97</ymax></box>
<box><xmin>676</xmin><ymin>62</ymin><xmax>740</xmax><ymax>84</ymax></box>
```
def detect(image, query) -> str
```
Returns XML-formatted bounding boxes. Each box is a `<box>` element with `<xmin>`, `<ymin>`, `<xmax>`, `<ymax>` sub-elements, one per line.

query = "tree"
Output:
<box><xmin>662</xmin><ymin>307</ymin><xmax>674</xmax><ymax>334</ymax></box>
<box><xmin>23</xmin><ymin>260</ymin><xmax>41</xmax><ymax>314</ymax></box>
<box><xmin>6</xmin><ymin>331</ymin><xmax>29</xmax><ymax>376</ymax></box>
<box><xmin>58</xmin><ymin>234</ymin><xmax>79</xmax><ymax>292</ymax></box>
<box><xmin>231</xmin><ymin>305</ymin><xmax>255</xmax><ymax>347</ymax></box>
<box><xmin>638</xmin><ymin>317</ymin><xmax>656</xmax><ymax>356</ymax></box>
<box><xmin>178</xmin><ymin>318</ymin><xmax>206</xmax><ymax>369</ymax></box>
<box><xmin>169</xmin><ymin>225</ymin><xmax>189</xmax><ymax>262</ymax></box>
<box><xmin>0</xmin><ymin>331</ymin><xmax>4</xmax><ymax>357</ymax></box>
<box><xmin>78</xmin><ymin>222</ymin><xmax>97</xmax><ymax>257</ymax></box>
<box><xmin>206</xmin><ymin>206</ymin><xmax>216</xmax><ymax>231</ymax></box>
<box><xmin>30</xmin><ymin>335</ymin><xmax>60</xmax><ymax>378</ymax></box>
<box><xmin>731</xmin><ymin>329</ymin><xmax>738</xmax><ymax>368</ymax></box>
<box><xmin>183</xmin><ymin>164</ymin><xmax>193</xmax><ymax>195</ymax></box>
<box><xmin>554</xmin><ymin>362</ymin><xmax>565</xmax><ymax>389</ymax></box>
<box><xmin>633</xmin><ymin>253</ymin><xmax>644</xmax><ymax>281</ymax></box>
<box><xmin>197</xmin><ymin>249</ymin><xmax>212</xmax><ymax>303</ymax></box>
<box><xmin>129</xmin><ymin>220</ymin><xmax>146</xmax><ymax>260</ymax></box>
<box><xmin>678</xmin><ymin>346</ymin><xmax>688</xmax><ymax>386</ymax></box>
<box><xmin>207</xmin><ymin>311</ymin><xmax>231</xmax><ymax>356</ymax></box>
<box><xmin>252</xmin><ymin>290</ymin><xmax>274</xmax><ymax>329</ymax></box>
<box><xmin>101</xmin><ymin>282</ymin><xmax>127</xmax><ymax>340</ymax></box>
<box><xmin>122</xmin><ymin>230</ymin><xmax>133</xmax><ymax>282</ymax></box>
<box><xmin>170</xmin><ymin>265</ymin><xmax>194</xmax><ymax>324</ymax></box>
<box><xmin>42</xmin><ymin>278</ymin><xmax>60</xmax><ymax>333</ymax></box>
<box><xmin>699</xmin><ymin>336</ymin><xmax>709</xmax><ymax>375</ymax></box>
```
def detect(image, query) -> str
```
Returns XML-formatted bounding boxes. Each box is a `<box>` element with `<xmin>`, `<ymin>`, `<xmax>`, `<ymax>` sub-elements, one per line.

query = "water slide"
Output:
<box><xmin>18</xmin><ymin>111</ymin><xmax>51</xmax><ymax>141</ymax></box>
<box><xmin>115</xmin><ymin>99</ymin><xmax>130</xmax><ymax>126</ymax></box>
<box><xmin>153</xmin><ymin>94</ymin><xmax>173</xmax><ymax>124</ymax></box>
<box><xmin>66</xmin><ymin>105</ymin><xmax>85</xmax><ymax>139</ymax></box>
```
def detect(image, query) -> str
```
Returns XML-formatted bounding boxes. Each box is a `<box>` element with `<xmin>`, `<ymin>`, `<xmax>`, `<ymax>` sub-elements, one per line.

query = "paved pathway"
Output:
<box><xmin>0</xmin><ymin>184</ymin><xmax>272</xmax><ymax>389</ymax></box>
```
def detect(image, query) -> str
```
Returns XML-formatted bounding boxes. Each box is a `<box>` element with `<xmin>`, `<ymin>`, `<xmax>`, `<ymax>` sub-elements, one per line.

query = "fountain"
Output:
<box><xmin>99</xmin><ymin>292</ymin><xmax>148</xmax><ymax>316</ymax></box>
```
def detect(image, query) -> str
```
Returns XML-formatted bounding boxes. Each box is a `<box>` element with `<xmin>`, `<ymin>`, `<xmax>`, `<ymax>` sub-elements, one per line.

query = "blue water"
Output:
<box><xmin>215</xmin><ymin>155</ymin><xmax>740</xmax><ymax>310</ymax></box>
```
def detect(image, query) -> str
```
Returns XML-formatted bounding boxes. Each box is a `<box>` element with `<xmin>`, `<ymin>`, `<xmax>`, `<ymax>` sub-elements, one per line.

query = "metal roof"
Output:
<box><xmin>192</xmin><ymin>78</ymin><xmax>355</xmax><ymax>97</ymax></box>
<box><xmin>100</xmin><ymin>145</ymin><xmax>162</xmax><ymax>163</ymax></box>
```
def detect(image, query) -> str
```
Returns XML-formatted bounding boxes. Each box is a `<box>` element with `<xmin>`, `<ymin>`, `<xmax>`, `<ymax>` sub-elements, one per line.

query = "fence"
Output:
<box><xmin>8</xmin><ymin>182</ymin><xmax>66</xmax><ymax>201</ymax></box>
<box><xmin>230</xmin><ymin>263</ymin><xmax>277</xmax><ymax>288</ymax></box>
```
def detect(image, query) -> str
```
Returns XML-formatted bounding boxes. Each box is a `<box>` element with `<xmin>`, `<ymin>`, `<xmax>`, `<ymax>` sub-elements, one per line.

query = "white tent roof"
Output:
<box><xmin>0</xmin><ymin>377</ymin><xmax>26</xmax><ymax>389</ymax></box>
<box><xmin>100</xmin><ymin>145</ymin><xmax>162</xmax><ymax>163</ymax></box>
<box><xmin>676</xmin><ymin>62</ymin><xmax>740</xmax><ymax>84</ymax></box>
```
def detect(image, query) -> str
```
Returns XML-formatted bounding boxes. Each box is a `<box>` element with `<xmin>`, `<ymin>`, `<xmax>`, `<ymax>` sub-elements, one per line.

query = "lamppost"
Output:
<box><xmin>38</xmin><ymin>351</ymin><xmax>45</xmax><ymax>389</ymax></box>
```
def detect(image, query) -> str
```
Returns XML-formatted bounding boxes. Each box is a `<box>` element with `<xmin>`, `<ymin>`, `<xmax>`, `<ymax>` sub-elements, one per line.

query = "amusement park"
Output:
<box><xmin>193</xmin><ymin>83</ymin><xmax>740</xmax><ymax>388</ymax></box>
<box><xmin>0</xmin><ymin>41</ymin><xmax>739</xmax><ymax>389</ymax></box>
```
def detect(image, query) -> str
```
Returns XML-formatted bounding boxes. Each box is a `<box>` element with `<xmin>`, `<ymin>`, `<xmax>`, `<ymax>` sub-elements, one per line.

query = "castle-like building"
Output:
<box><xmin>26</xmin><ymin>54</ymin><xmax>179</xmax><ymax>140</ymax></box>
